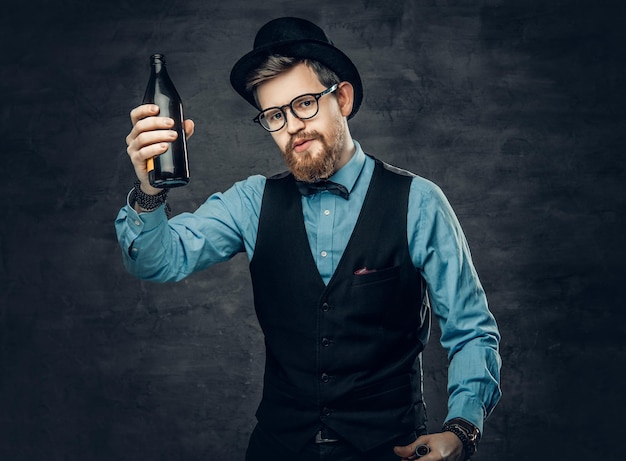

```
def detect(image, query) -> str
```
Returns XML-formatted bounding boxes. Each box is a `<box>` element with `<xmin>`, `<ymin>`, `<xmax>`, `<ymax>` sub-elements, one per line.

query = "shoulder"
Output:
<box><xmin>229</xmin><ymin>173</ymin><xmax>267</xmax><ymax>194</ymax></box>
<box><xmin>381</xmin><ymin>159</ymin><xmax>450</xmax><ymax>211</ymax></box>
<box><xmin>363</xmin><ymin>153</ymin><xmax>445</xmax><ymax>201</ymax></box>
<box><xmin>213</xmin><ymin>174</ymin><xmax>267</xmax><ymax>210</ymax></box>
<box><xmin>374</xmin><ymin>157</ymin><xmax>442</xmax><ymax>197</ymax></box>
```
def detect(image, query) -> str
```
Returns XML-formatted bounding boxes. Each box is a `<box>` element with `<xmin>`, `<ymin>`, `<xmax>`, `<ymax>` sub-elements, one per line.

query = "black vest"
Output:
<box><xmin>249</xmin><ymin>158</ymin><xmax>430</xmax><ymax>452</ymax></box>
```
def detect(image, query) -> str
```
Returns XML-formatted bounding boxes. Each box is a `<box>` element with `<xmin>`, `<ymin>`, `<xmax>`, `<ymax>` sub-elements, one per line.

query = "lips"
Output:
<box><xmin>293</xmin><ymin>138</ymin><xmax>313</xmax><ymax>153</ymax></box>
<box><xmin>288</xmin><ymin>131</ymin><xmax>320</xmax><ymax>155</ymax></box>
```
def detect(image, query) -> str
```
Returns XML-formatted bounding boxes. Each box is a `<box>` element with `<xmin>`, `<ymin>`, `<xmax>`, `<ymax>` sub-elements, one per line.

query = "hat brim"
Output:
<box><xmin>230</xmin><ymin>39</ymin><xmax>363</xmax><ymax>119</ymax></box>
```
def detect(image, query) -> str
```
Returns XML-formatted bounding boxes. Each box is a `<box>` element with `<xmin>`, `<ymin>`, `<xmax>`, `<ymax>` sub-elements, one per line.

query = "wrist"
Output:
<box><xmin>139</xmin><ymin>181</ymin><xmax>162</xmax><ymax>196</ymax></box>
<box><xmin>131</xmin><ymin>180</ymin><xmax>168</xmax><ymax>212</ymax></box>
<box><xmin>442</xmin><ymin>418</ymin><xmax>481</xmax><ymax>460</ymax></box>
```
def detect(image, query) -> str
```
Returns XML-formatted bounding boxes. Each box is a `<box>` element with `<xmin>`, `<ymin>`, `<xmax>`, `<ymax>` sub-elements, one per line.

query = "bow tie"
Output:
<box><xmin>295</xmin><ymin>180</ymin><xmax>350</xmax><ymax>199</ymax></box>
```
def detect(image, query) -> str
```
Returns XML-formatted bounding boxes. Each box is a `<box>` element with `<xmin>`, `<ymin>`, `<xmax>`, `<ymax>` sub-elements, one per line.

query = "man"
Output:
<box><xmin>116</xmin><ymin>17</ymin><xmax>501</xmax><ymax>461</ymax></box>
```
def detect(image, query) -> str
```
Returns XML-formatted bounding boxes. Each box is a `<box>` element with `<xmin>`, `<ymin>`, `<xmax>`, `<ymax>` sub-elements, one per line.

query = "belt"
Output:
<box><xmin>315</xmin><ymin>426</ymin><xmax>340</xmax><ymax>444</ymax></box>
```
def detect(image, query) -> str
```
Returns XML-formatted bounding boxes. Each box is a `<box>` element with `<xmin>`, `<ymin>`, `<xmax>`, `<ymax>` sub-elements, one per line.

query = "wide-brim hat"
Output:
<box><xmin>230</xmin><ymin>17</ymin><xmax>363</xmax><ymax>119</ymax></box>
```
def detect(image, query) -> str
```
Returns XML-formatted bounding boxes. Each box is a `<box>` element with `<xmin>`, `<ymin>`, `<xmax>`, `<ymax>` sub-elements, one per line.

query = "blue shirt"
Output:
<box><xmin>115</xmin><ymin>140</ymin><xmax>501</xmax><ymax>432</ymax></box>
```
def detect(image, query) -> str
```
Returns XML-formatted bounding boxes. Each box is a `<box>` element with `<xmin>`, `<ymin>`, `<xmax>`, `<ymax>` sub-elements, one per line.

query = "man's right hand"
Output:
<box><xmin>125</xmin><ymin>104</ymin><xmax>195</xmax><ymax>196</ymax></box>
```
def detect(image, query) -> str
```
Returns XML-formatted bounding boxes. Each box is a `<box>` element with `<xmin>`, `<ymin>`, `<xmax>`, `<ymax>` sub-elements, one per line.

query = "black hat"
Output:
<box><xmin>230</xmin><ymin>17</ymin><xmax>363</xmax><ymax>119</ymax></box>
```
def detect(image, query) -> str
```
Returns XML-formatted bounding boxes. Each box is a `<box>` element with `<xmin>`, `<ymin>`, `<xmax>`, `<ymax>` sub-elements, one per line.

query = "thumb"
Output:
<box><xmin>184</xmin><ymin>119</ymin><xmax>195</xmax><ymax>139</ymax></box>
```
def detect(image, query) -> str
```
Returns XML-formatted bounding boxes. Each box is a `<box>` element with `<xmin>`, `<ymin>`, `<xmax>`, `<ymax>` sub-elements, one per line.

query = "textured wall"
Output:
<box><xmin>1</xmin><ymin>0</ymin><xmax>624</xmax><ymax>459</ymax></box>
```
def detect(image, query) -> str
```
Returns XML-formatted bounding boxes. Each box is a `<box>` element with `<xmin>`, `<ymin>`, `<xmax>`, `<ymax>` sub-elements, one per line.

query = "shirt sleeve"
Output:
<box><xmin>408</xmin><ymin>177</ymin><xmax>502</xmax><ymax>433</ymax></box>
<box><xmin>114</xmin><ymin>175</ymin><xmax>266</xmax><ymax>282</ymax></box>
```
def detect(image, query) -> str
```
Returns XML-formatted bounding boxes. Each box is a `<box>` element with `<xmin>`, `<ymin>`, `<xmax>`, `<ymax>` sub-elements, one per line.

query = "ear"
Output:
<box><xmin>336</xmin><ymin>81</ymin><xmax>354</xmax><ymax>117</ymax></box>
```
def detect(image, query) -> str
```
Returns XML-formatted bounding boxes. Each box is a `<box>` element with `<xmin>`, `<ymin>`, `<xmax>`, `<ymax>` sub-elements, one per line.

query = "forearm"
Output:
<box><xmin>445</xmin><ymin>335</ymin><xmax>502</xmax><ymax>431</ymax></box>
<box><xmin>115</xmin><ymin>202</ymin><xmax>185</xmax><ymax>282</ymax></box>
<box><xmin>114</xmin><ymin>178</ymin><xmax>263</xmax><ymax>282</ymax></box>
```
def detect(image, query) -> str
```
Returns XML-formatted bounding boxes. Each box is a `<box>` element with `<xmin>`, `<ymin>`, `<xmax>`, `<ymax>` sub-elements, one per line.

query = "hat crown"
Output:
<box><xmin>254</xmin><ymin>17</ymin><xmax>332</xmax><ymax>49</ymax></box>
<box><xmin>230</xmin><ymin>17</ymin><xmax>362</xmax><ymax>119</ymax></box>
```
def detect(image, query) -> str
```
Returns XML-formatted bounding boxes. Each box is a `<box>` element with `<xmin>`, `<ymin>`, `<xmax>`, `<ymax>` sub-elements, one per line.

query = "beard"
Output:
<box><xmin>281</xmin><ymin>117</ymin><xmax>345</xmax><ymax>183</ymax></box>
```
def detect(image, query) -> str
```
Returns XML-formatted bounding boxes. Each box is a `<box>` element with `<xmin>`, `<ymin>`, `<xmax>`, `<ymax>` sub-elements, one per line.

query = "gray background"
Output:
<box><xmin>1</xmin><ymin>0</ymin><xmax>624</xmax><ymax>459</ymax></box>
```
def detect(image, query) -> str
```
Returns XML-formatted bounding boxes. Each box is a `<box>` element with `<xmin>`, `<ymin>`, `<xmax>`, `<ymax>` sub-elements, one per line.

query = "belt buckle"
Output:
<box><xmin>315</xmin><ymin>429</ymin><xmax>339</xmax><ymax>444</ymax></box>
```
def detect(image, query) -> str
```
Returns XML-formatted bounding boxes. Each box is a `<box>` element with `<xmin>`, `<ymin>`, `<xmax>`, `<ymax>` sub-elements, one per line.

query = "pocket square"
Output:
<box><xmin>354</xmin><ymin>267</ymin><xmax>378</xmax><ymax>275</ymax></box>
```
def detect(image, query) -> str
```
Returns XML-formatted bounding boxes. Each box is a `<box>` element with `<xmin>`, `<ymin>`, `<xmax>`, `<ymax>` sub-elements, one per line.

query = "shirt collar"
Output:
<box><xmin>328</xmin><ymin>140</ymin><xmax>366</xmax><ymax>195</ymax></box>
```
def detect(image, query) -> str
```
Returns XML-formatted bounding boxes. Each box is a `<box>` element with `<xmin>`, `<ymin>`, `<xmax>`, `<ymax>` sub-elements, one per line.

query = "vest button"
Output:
<box><xmin>321</xmin><ymin>302</ymin><xmax>330</xmax><ymax>312</ymax></box>
<box><xmin>321</xmin><ymin>338</ymin><xmax>331</xmax><ymax>347</ymax></box>
<box><xmin>321</xmin><ymin>373</ymin><xmax>330</xmax><ymax>383</ymax></box>
<box><xmin>322</xmin><ymin>407</ymin><xmax>332</xmax><ymax>417</ymax></box>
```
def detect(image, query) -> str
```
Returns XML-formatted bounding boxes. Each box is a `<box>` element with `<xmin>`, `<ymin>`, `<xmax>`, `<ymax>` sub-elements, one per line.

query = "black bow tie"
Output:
<box><xmin>295</xmin><ymin>180</ymin><xmax>350</xmax><ymax>199</ymax></box>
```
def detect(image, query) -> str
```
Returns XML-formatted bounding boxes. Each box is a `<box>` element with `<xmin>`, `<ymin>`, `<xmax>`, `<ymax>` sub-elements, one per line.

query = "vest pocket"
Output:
<box><xmin>350</xmin><ymin>265</ymin><xmax>419</xmax><ymax>331</ymax></box>
<box><xmin>351</xmin><ymin>265</ymin><xmax>400</xmax><ymax>286</ymax></box>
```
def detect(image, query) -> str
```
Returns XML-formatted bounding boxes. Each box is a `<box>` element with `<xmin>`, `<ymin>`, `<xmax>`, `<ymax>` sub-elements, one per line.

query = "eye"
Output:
<box><xmin>269</xmin><ymin>110</ymin><xmax>283</xmax><ymax>121</ymax></box>
<box><xmin>261</xmin><ymin>109</ymin><xmax>283</xmax><ymax>123</ymax></box>
<box><xmin>296</xmin><ymin>96</ymin><xmax>315</xmax><ymax>109</ymax></box>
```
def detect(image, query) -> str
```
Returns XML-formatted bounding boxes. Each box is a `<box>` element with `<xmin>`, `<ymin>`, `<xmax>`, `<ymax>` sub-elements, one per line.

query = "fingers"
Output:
<box><xmin>126</xmin><ymin>105</ymin><xmax>176</xmax><ymax>150</ymax></box>
<box><xmin>394</xmin><ymin>436</ymin><xmax>432</xmax><ymax>461</ymax></box>
<box><xmin>393</xmin><ymin>441</ymin><xmax>417</xmax><ymax>460</ymax></box>
<box><xmin>130</xmin><ymin>103</ymin><xmax>160</xmax><ymax>125</ymax></box>
<box><xmin>125</xmin><ymin>119</ymin><xmax>175</xmax><ymax>165</ymax></box>
<box><xmin>129</xmin><ymin>124</ymin><xmax>177</xmax><ymax>154</ymax></box>
<box><xmin>125</xmin><ymin>104</ymin><xmax>194</xmax><ymax>184</ymax></box>
<box><xmin>127</xmin><ymin>105</ymin><xmax>194</xmax><ymax>150</ymax></box>
<box><xmin>395</xmin><ymin>432</ymin><xmax>464</xmax><ymax>461</ymax></box>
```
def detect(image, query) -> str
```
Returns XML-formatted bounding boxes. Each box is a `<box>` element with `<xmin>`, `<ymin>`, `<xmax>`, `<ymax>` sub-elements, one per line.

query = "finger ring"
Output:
<box><xmin>415</xmin><ymin>444</ymin><xmax>430</xmax><ymax>458</ymax></box>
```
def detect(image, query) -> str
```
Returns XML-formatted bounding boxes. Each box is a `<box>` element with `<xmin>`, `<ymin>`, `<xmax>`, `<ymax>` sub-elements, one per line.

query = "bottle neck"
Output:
<box><xmin>150</xmin><ymin>54</ymin><xmax>166</xmax><ymax>73</ymax></box>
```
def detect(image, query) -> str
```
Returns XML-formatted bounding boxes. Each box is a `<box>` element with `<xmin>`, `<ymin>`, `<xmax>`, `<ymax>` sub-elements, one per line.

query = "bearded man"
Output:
<box><xmin>116</xmin><ymin>17</ymin><xmax>501</xmax><ymax>461</ymax></box>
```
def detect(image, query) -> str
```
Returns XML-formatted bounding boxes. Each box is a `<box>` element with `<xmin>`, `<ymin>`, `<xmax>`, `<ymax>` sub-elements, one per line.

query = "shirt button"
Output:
<box><xmin>321</xmin><ymin>251</ymin><xmax>327</xmax><ymax>257</ymax></box>
<box><xmin>134</xmin><ymin>220</ymin><xmax>141</xmax><ymax>226</ymax></box>
<box><xmin>324</xmin><ymin>209</ymin><xmax>330</xmax><ymax>216</ymax></box>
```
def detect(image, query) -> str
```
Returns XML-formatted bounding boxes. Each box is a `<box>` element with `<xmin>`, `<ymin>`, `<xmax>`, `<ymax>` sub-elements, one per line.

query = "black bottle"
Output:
<box><xmin>142</xmin><ymin>54</ymin><xmax>190</xmax><ymax>188</ymax></box>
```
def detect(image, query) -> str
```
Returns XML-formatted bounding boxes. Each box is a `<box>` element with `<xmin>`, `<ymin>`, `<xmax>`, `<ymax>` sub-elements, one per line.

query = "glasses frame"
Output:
<box><xmin>253</xmin><ymin>84</ymin><xmax>339</xmax><ymax>132</ymax></box>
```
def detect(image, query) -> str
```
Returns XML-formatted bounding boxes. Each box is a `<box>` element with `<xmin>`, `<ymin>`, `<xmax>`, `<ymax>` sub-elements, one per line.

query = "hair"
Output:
<box><xmin>245</xmin><ymin>55</ymin><xmax>340</xmax><ymax>104</ymax></box>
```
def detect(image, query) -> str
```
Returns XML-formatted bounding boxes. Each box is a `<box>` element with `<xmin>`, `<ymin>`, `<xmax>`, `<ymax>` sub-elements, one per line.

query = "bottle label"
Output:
<box><xmin>147</xmin><ymin>157</ymin><xmax>155</xmax><ymax>173</ymax></box>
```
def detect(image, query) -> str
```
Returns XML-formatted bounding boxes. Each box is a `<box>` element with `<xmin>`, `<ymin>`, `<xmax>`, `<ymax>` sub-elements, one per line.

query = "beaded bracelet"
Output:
<box><xmin>132</xmin><ymin>180</ymin><xmax>168</xmax><ymax>212</ymax></box>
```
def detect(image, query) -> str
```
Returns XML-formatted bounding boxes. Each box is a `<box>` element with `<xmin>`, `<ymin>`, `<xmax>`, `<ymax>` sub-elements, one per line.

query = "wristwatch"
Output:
<box><xmin>442</xmin><ymin>418</ymin><xmax>481</xmax><ymax>459</ymax></box>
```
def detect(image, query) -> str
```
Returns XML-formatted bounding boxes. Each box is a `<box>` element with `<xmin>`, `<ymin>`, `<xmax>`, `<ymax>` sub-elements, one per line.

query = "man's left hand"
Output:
<box><xmin>393</xmin><ymin>431</ymin><xmax>464</xmax><ymax>460</ymax></box>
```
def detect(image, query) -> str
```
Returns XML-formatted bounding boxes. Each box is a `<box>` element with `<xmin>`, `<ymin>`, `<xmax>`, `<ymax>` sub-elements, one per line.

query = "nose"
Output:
<box><xmin>285</xmin><ymin>109</ymin><xmax>305</xmax><ymax>134</ymax></box>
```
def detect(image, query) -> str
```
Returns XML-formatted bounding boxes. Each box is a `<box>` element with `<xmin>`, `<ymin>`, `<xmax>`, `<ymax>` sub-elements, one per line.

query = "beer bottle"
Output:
<box><xmin>142</xmin><ymin>54</ymin><xmax>190</xmax><ymax>188</ymax></box>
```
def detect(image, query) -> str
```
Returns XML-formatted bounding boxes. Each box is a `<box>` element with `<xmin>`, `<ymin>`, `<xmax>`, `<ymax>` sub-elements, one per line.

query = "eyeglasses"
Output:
<box><xmin>253</xmin><ymin>84</ymin><xmax>339</xmax><ymax>132</ymax></box>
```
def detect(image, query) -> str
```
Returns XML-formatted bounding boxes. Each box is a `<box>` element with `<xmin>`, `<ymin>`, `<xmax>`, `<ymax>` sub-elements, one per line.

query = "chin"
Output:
<box><xmin>283</xmin><ymin>138</ymin><xmax>339</xmax><ymax>182</ymax></box>
<box><xmin>293</xmin><ymin>162</ymin><xmax>336</xmax><ymax>183</ymax></box>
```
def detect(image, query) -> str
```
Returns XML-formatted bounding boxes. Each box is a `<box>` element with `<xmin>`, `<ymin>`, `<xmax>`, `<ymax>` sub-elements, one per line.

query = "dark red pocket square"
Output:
<box><xmin>354</xmin><ymin>267</ymin><xmax>378</xmax><ymax>275</ymax></box>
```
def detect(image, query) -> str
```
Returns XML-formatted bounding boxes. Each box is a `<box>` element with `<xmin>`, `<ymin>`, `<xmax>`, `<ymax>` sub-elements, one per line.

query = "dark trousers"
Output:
<box><xmin>245</xmin><ymin>424</ymin><xmax>421</xmax><ymax>461</ymax></box>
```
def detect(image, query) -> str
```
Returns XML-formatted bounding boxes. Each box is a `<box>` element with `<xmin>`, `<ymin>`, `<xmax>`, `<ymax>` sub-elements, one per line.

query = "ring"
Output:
<box><xmin>415</xmin><ymin>444</ymin><xmax>430</xmax><ymax>458</ymax></box>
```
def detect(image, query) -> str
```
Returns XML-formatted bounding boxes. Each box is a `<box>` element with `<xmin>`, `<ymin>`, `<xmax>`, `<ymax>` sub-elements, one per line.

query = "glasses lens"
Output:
<box><xmin>291</xmin><ymin>95</ymin><xmax>318</xmax><ymax>120</ymax></box>
<box><xmin>258</xmin><ymin>108</ymin><xmax>285</xmax><ymax>131</ymax></box>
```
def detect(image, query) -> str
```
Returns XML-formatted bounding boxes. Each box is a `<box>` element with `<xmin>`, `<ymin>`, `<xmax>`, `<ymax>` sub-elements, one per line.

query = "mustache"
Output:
<box><xmin>287</xmin><ymin>131</ymin><xmax>321</xmax><ymax>152</ymax></box>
